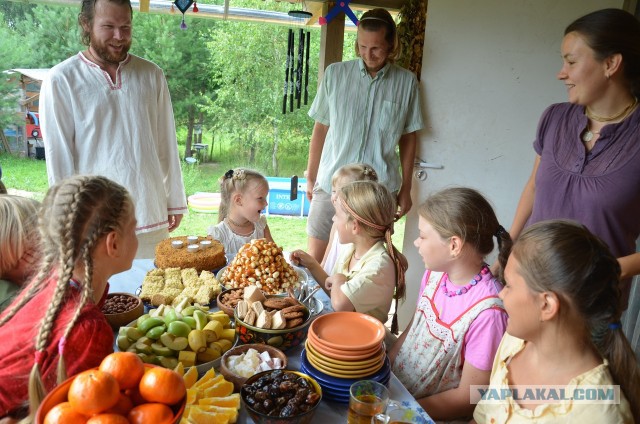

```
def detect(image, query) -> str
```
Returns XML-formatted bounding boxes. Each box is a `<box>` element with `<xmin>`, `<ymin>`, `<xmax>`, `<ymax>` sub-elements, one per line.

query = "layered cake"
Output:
<box><xmin>155</xmin><ymin>235</ymin><xmax>226</xmax><ymax>272</ymax></box>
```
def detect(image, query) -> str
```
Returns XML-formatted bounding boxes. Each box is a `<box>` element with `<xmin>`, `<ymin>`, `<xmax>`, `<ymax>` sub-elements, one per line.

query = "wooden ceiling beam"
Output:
<box><xmin>304</xmin><ymin>0</ymin><xmax>406</xmax><ymax>13</ymax></box>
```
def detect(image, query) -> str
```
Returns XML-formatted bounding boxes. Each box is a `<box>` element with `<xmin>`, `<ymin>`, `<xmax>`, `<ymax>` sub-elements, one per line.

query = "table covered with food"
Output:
<box><xmin>99</xmin><ymin>238</ymin><xmax>435</xmax><ymax>424</ymax></box>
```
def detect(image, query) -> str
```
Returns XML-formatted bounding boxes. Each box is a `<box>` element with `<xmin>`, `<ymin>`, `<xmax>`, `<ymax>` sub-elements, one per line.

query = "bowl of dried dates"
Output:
<box><xmin>101</xmin><ymin>292</ymin><xmax>144</xmax><ymax>330</ymax></box>
<box><xmin>240</xmin><ymin>369</ymin><xmax>322</xmax><ymax>424</ymax></box>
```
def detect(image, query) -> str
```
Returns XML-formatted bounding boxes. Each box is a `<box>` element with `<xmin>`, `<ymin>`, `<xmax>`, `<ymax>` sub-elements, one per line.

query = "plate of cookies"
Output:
<box><xmin>233</xmin><ymin>286</ymin><xmax>312</xmax><ymax>352</ymax></box>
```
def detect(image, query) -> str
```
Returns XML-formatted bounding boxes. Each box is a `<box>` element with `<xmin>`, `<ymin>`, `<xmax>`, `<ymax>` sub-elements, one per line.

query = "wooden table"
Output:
<box><xmin>109</xmin><ymin>260</ymin><xmax>435</xmax><ymax>424</ymax></box>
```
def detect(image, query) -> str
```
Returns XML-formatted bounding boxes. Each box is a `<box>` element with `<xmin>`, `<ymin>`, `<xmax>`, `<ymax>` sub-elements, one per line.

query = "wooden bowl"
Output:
<box><xmin>240</xmin><ymin>370</ymin><xmax>322</xmax><ymax>424</ymax></box>
<box><xmin>219</xmin><ymin>343</ymin><xmax>287</xmax><ymax>392</ymax></box>
<box><xmin>36</xmin><ymin>364</ymin><xmax>185</xmax><ymax>424</ymax></box>
<box><xmin>216</xmin><ymin>287</ymin><xmax>244</xmax><ymax>317</ymax></box>
<box><xmin>102</xmin><ymin>293</ymin><xmax>144</xmax><ymax>330</ymax></box>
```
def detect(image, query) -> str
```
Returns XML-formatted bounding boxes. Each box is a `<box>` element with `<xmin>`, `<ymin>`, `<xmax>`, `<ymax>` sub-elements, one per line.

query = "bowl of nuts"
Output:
<box><xmin>234</xmin><ymin>293</ymin><xmax>311</xmax><ymax>352</ymax></box>
<box><xmin>241</xmin><ymin>369</ymin><xmax>322</xmax><ymax>424</ymax></box>
<box><xmin>217</xmin><ymin>287</ymin><xmax>245</xmax><ymax>317</ymax></box>
<box><xmin>101</xmin><ymin>292</ymin><xmax>144</xmax><ymax>330</ymax></box>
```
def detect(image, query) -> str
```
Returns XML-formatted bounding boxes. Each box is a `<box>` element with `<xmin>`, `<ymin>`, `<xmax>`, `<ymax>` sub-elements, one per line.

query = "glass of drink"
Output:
<box><xmin>372</xmin><ymin>406</ymin><xmax>422</xmax><ymax>424</ymax></box>
<box><xmin>347</xmin><ymin>380</ymin><xmax>398</xmax><ymax>424</ymax></box>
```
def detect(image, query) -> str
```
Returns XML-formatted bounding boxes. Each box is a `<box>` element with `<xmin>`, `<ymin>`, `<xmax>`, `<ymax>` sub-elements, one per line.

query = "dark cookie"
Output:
<box><xmin>281</xmin><ymin>304</ymin><xmax>306</xmax><ymax>314</ymax></box>
<box><xmin>286</xmin><ymin>317</ymin><xmax>303</xmax><ymax>328</ymax></box>
<box><xmin>282</xmin><ymin>311</ymin><xmax>304</xmax><ymax>319</ymax></box>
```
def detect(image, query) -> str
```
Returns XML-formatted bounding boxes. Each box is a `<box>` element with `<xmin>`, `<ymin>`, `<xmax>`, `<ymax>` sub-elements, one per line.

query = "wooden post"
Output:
<box><xmin>318</xmin><ymin>2</ymin><xmax>345</xmax><ymax>82</ymax></box>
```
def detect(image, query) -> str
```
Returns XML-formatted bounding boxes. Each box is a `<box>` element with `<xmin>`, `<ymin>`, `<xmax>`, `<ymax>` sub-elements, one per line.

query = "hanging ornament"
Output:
<box><xmin>174</xmin><ymin>0</ymin><xmax>194</xmax><ymax>29</ymax></box>
<box><xmin>319</xmin><ymin>0</ymin><xmax>358</xmax><ymax>26</ymax></box>
<box><xmin>192</xmin><ymin>2</ymin><xmax>198</xmax><ymax>13</ymax></box>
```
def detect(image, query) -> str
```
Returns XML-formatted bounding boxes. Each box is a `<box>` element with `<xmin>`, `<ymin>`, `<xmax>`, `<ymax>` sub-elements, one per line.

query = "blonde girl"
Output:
<box><xmin>389</xmin><ymin>187</ymin><xmax>512</xmax><ymax>422</ymax></box>
<box><xmin>473</xmin><ymin>220</ymin><xmax>639</xmax><ymax>423</ymax></box>
<box><xmin>302</xmin><ymin>163</ymin><xmax>378</xmax><ymax>275</ymax></box>
<box><xmin>0</xmin><ymin>175</ymin><xmax>137</xmax><ymax>421</ymax></box>
<box><xmin>208</xmin><ymin>168</ymin><xmax>273</xmax><ymax>257</ymax></box>
<box><xmin>0</xmin><ymin>195</ymin><xmax>41</xmax><ymax>311</ymax></box>
<box><xmin>293</xmin><ymin>180</ymin><xmax>407</xmax><ymax>333</ymax></box>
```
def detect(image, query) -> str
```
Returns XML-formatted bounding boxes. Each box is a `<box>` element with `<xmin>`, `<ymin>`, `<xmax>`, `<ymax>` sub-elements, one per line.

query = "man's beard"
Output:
<box><xmin>91</xmin><ymin>37</ymin><xmax>130</xmax><ymax>65</ymax></box>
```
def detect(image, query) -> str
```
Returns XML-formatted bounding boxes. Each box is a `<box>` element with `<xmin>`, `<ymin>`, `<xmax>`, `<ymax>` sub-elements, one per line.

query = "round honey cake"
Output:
<box><xmin>155</xmin><ymin>235</ymin><xmax>226</xmax><ymax>272</ymax></box>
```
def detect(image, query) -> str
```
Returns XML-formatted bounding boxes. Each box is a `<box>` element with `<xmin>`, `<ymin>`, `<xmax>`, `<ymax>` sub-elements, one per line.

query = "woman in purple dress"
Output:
<box><xmin>510</xmin><ymin>8</ymin><xmax>640</xmax><ymax>307</ymax></box>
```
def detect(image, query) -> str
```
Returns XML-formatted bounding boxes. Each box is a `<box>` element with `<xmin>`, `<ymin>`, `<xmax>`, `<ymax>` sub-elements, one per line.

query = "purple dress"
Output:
<box><xmin>527</xmin><ymin>102</ymin><xmax>640</xmax><ymax>302</ymax></box>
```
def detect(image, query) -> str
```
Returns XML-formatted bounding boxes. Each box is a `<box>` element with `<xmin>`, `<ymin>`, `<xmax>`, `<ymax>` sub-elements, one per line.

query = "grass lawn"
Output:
<box><xmin>0</xmin><ymin>153</ymin><xmax>405</xmax><ymax>252</ymax></box>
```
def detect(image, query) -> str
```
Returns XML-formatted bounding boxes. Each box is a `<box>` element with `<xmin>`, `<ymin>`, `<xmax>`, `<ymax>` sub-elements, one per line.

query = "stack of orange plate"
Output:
<box><xmin>305</xmin><ymin>312</ymin><xmax>386</xmax><ymax>378</ymax></box>
<box><xmin>300</xmin><ymin>312</ymin><xmax>390</xmax><ymax>402</ymax></box>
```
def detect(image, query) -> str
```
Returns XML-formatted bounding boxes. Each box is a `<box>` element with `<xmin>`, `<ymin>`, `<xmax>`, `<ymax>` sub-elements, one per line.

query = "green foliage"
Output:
<box><xmin>0</xmin><ymin>153</ymin><xmax>49</xmax><ymax>195</ymax></box>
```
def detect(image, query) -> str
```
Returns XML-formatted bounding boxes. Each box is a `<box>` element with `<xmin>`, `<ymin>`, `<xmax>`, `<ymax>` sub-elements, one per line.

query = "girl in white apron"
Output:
<box><xmin>389</xmin><ymin>187</ymin><xmax>512</xmax><ymax>422</ymax></box>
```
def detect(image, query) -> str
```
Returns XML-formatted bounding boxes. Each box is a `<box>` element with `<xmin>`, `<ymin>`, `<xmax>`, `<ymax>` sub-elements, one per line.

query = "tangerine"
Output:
<box><xmin>127</xmin><ymin>403</ymin><xmax>174</xmax><ymax>424</ymax></box>
<box><xmin>99</xmin><ymin>352</ymin><xmax>145</xmax><ymax>390</ymax></box>
<box><xmin>86</xmin><ymin>413</ymin><xmax>130</xmax><ymax>424</ymax></box>
<box><xmin>105</xmin><ymin>392</ymin><xmax>134</xmax><ymax>415</ymax></box>
<box><xmin>68</xmin><ymin>369</ymin><xmax>120</xmax><ymax>416</ymax></box>
<box><xmin>139</xmin><ymin>367</ymin><xmax>186</xmax><ymax>405</ymax></box>
<box><xmin>43</xmin><ymin>401</ymin><xmax>88</xmax><ymax>424</ymax></box>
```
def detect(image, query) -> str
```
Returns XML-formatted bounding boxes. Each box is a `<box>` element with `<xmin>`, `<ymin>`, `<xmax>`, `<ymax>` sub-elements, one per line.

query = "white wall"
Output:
<box><xmin>399</xmin><ymin>0</ymin><xmax>624</xmax><ymax>327</ymax></box>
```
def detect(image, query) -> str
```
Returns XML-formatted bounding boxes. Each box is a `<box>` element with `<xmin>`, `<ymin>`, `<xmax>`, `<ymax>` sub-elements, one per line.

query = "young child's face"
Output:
<box><xmin>116</xmin><ymin>202</ymin><xmax>138</xmax><ymax>270</ymax></box>
<box><xmin>331</xmin><ymin>176</ymin><xmax>350</xmax><ymax>205</ymax></box>
<box><xmin>413</xmin><ymin>216</ymin><xmax>452</xmax><ymax>272</ymax></box>
<box><xmin>238</xmin><ymin>181</ymin><xmax>269</xmax><ymax>222</ymax></box>
<box><xmin>333</xmin><ymin>200</ymin><xmax>354</xmax><ymax>243</ymax></box>
<box><xmin>500</xmin><ymin>256</ymin><xmax>541</xmax><ymax>339</ymax></box>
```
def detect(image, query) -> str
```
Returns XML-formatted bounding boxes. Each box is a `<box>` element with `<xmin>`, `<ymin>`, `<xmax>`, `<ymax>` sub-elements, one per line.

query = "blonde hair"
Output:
<box><xmin>513</xmin><ymin>220</ymin><xmax>640</xmax><ymax>423</ymax></box>
<box><xmin>0</xmin><ymin>195</ymin><xmax>41</xmax><ymax>282</ymax></box>
<box><xmin>331</xmin><ymin>163</ymin><xmax>378</xmax><ymax>188</ymax></box>
<box><xmin>355</xmin><ymin>8</ymin><xmax>401</xmax><ymax>63</ymax></box>
<box><xmin>419</xmin><ymin>187</ymin><xmax>512</xmax><ymax>281</ymax></box>
<box><xmin>217</xmin><ymin>168</ymin><xmax>268</xmax><ymax>223</ymax></box>
<box><xmin>0</xmin><ymin>175</ymin><xmax>131</xmax><ymax>421</ymax></box>
<box><xmin>337</xmin><ymin>181</ymin><xmax>407</xmax><ymax>333</ymax></box>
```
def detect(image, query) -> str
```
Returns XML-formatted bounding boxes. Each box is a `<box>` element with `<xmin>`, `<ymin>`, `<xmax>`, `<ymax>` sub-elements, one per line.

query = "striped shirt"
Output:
<box><xmin>309</xmin><ymin>59</ymin><xmax>424</xmax><ymax>193</ymax></box>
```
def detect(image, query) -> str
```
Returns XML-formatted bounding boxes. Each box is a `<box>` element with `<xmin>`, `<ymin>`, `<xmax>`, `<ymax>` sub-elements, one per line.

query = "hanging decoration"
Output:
<box><xmin>282</xmin><ymin>8</ymin><xmax>312</xmax><ymax>114</ymax></box>
<box><xmin>319</xmin><ymin>0</ymin><xmax>359</xmax><ymax>26</ymax></box>
<box><xmin>174</xmin><ymin>0</ymin><xmax>194</xmax><ymax>29</ymax></box>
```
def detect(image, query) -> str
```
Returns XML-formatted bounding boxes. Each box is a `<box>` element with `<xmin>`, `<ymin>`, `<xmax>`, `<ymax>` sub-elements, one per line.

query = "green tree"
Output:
<box><xmin>132</xmin><ymin>13</ymin><xmax>217</xmax><ymax>159</ymax></box>
<box><xmin>206</xmin><ymin>19</ymin><xmax>318</xmax><ymax>174</ymax></box>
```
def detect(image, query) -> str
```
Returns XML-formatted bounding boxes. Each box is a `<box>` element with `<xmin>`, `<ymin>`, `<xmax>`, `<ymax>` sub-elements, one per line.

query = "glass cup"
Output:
<box><xmin>347</xmin><ymin>380</ymin><xmax>398</xmax><ymax>424</ymax></box>
<box><xmin>372</xmin><ymin>407</ymin><xmax>421</xmax><ymax>424</ymax></box>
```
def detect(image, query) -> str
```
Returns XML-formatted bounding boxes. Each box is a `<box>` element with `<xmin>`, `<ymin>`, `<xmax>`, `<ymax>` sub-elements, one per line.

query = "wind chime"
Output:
<box><xmin>283</xmin><ymin>6</ymin><xmax>311</xmax><ymax>114</ymax></box>
<box><xmin>173</xmin><ymin>0</ymin><xmax>199</xmax><ymax>29</ymax></box>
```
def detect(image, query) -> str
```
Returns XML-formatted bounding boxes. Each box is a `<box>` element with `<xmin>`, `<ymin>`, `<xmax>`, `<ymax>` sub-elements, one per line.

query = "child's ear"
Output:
<box><xmin>539</xmin><ymin>291</ymin><xmax>560</xmax><ymax>321</ymax></box>
<box><xmin>233</xmin><ymin>192</ymin><xmax>243</xmax><ymax>207</ymax></box>
<box><xmin>104</xmin><ymin>230</ymin><xmax>121</xmax><ymax>259</ymax></box>
<box><xmin>449</xmin><ymin>235</ymin><xmax>464</xmax><ymax>257</ymax></box>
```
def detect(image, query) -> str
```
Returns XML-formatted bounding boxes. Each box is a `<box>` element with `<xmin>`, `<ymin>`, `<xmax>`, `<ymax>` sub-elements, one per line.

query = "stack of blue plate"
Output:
<box><xmin>299</xmin><ymin>348</ymin><xmax>391</xmax><ymax>403</ymax></box>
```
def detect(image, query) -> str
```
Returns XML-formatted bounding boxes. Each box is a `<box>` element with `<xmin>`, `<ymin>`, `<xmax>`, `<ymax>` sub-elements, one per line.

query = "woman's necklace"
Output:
<box><xmin>226</xmin><ymin>216</ymin><xmax>252</xmax><ymax>228</ymax></box>
<box><xmin>585</xmin><ymin>98</ymin><xmax>638</xmax><ymax>122</ymax></box>
<box><xmin>581</xmin><ymin>123</ymin><xmax>600</xmax><ymax>143</ymax></box>
<box><xmin>442</xmin><ymin>264</ymin><xmax>490</xmax><ymax>297</ymax></box>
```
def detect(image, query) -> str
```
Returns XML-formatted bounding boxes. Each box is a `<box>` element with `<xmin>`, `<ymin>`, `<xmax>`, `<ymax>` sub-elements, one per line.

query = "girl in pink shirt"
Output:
<box><xmin>389</xmin><ymin>187</ymin><xmax>512</xmax><ymax>422</ymax></box>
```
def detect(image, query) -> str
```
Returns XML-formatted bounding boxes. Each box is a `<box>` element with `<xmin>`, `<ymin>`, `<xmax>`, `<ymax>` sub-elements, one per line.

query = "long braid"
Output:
<box><xmin>57</xmin><ymin>236</ymin><xmax>96</xmax><ymax>384</ymax></box>
<box><xmin>26</xmin><ymin>178</ymin><xmax>87</xmax><ymax>422</ymax></box>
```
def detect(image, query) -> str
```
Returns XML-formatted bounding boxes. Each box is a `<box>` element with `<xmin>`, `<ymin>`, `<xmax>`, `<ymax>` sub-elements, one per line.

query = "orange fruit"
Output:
<box><xmin>128</xmin><ymin>403</ymin><xmax>174</xmax><ymax>424</ymax></box>
<box><xmin>139</xmin><ymin>367</ymin><xmax>186</xmax><ymax>405</ymax></box>
<box><xmin>99</xmin><ymin>352</ymin><xmax>145</xmax><ymax>390</ymax></box>
<box><xmin>43</xmin><ymin>401</ymin><xmax>89</xmax><ymax>424</ymax></box>
<box><xmin>125</xmin><ymin>387</ymin><xmax>147</xmax><ymax>406</ymax></box>
<box><xmin>86</xmin><ymin>413</ymin><xmax>130</xmax><ymax>424</ymax></box>
<box><xmin>105</xmin><ymin>392</ymin><xmax>134</xmax><ymax>415</ymax></box>
<box><xmin>68</xmin><ymin>369</ymin><xmax>120</xmax><ymax>416</ymax></box>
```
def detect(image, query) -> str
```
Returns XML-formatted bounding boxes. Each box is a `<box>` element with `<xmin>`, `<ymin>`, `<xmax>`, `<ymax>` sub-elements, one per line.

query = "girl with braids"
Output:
<box><xmin>292</xmin><ymin>180</ymin><xmax>407</xmax><ymax>335</ymax></box>
<box><xmin>0</xmin><ymin>175</ymin><xmax>138</xmax><ymax>421</ymax></box>
<box><xmin>389</xmin><ymin>187</ymin><xmax>512</xmax><ymax>422</ymax></box>
<box><xmin>207</xmin><ymin>168</ymin><xmax>273</xmax><ymax>257</ymax></box>
<box><xmin>473</xmin><ymin>220</ymin><xmax>638</xmax><ymax>423</ymax></box>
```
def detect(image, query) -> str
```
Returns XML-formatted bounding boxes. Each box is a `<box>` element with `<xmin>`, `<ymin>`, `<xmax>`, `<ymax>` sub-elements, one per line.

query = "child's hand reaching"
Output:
<box><xmin>290</xmin><ymin>249</ymin><xmax>315</xmax><ymax>268</ymax></box>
